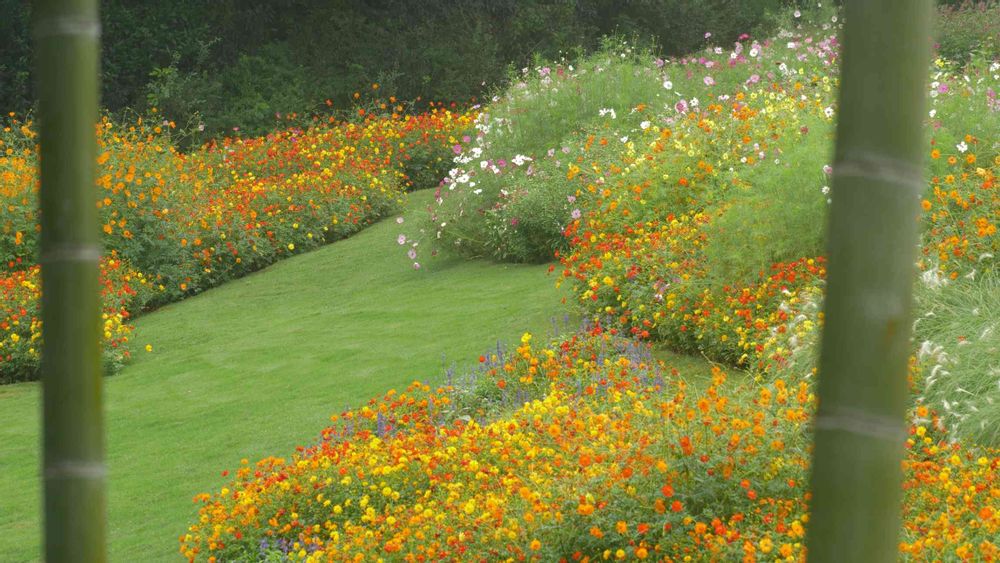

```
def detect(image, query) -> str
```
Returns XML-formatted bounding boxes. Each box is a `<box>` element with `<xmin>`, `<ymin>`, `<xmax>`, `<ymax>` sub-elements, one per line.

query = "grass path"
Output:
<box><xmin>0</xmin><ymin>190</ymin><xmax>562</xmax><ymax>561</ymax></box>
<box><xmin>0</xmin><ymin>190</ymin><xmax>716</xmax><ymax>561</ymax></box>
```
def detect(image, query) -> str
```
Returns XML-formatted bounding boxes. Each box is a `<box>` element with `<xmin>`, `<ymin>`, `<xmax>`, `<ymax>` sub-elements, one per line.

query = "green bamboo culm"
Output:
<box><xmin>805</xmin><ymin>1</ymin><xmax>932</xmax><ymax>561</ymax></box>
<box><xmin>33</xmin><ymin>0</ymin><xmax>106</xmax><ymax>561</ymax></box>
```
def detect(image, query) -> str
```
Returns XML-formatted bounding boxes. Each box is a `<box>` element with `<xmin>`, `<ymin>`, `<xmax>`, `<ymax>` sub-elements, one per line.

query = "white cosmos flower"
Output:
<box><xmin>957</xmin><ymin>141</ymin><xmax>968</xmax><ymax>153</ymax></box>
<box><xmin>640</xmin><ymin>120</ymin><xmax>651</xmax><ymax>130</ymax></box>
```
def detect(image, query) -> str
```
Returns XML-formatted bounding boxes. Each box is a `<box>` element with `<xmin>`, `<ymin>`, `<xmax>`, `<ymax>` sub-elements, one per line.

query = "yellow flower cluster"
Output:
<box><xmin>182</xmin><ymin>332</ymin><xmax>998</xmax><ymax>561</ymax></box>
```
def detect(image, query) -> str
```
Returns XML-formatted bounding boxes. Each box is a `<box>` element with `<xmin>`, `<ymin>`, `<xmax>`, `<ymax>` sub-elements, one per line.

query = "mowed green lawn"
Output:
<box><xmin>0</xmin><ymin>190</ymin><xmax>572</xmax><ymax>561</ymax></box>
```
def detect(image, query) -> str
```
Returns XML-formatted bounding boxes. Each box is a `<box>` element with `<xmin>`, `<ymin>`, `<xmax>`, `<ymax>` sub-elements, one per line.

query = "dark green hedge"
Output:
<box><xmin>0</xmin><ymin>1</ymin><xmax>858</xmax><ymax>139</ymax></box>
<box><xmin>5</xmin><ymin>1</ymin><xmax>993</xmax><ymax>139</ymax></box>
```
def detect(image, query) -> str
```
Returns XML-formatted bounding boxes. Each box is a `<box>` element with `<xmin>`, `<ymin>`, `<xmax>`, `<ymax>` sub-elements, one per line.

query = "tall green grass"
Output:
<box><xmin>914</xmin><ymin>271</ymin><xmax>1000</xmax><ymax>446</ymax></box>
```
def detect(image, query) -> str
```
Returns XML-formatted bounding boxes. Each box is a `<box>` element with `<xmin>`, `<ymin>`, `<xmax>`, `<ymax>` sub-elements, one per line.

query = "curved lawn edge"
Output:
<box><xmin>0</xmin><ymin>189</ymin><xmax>602</xmax><ymax>561</ymax></box>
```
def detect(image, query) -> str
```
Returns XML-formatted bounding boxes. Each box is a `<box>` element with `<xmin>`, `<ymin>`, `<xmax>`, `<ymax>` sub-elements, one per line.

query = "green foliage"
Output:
<box><xmin>925</xmin><ymin>54</ymin><xmax>1000</xmax><ymax>163</ymax></box>
<box><xmin>935</xmin><ymin>1</ymin><xmax>1000</xmax><ymax>62</ymax></box>
<box><xmin>208</xmin><ymin>43</ymin><xmax>310</xmax><ymax>136</ymax></box>
<box><xmin>0</xmin><ymin>2</ymin><xmax>32</xmax><ymax>112</ymax></box>
<box><xmin>702</xmin><ymin>116</ymin><xmax>833</xmax><ymax>285</ymax></box>
<box><xmin>483</xmin><ymin>173</ymin><xmax>580</xmax><ymax>262</ymax></box>
<box><xmin>582</xmin><ymin>0</ymin><xmax>785</xmax><ymax>55</ymax></box>
<box><xmin>0</xmin><ymin>0</ymin><xmax>788</xmax><ymax>138</ymax></box>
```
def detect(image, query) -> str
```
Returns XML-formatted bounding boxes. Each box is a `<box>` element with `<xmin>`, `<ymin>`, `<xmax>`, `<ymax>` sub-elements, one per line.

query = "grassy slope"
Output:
<box><xmin>0</xmin><ymin>190</ymin><xmax>576</xmax><ymax>561</ymax></box>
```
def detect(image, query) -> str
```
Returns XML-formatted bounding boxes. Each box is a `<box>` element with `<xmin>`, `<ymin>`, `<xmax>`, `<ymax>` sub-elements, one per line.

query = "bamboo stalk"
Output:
<box><xmin>34</xmin><ymin>0</ymin><xmax>106</xmax><ymax>561</ymax></box>
<box><xmin>806</xmin><ymin>1</ymin><xmax>932</xmax><ymax>561</ymax></box>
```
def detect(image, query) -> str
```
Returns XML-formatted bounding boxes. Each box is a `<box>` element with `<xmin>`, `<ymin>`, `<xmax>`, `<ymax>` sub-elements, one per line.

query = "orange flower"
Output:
<box><xmin>679</xmin><ymin>436</ymin><xmax>693</xmax><ymax>456</ymax></box>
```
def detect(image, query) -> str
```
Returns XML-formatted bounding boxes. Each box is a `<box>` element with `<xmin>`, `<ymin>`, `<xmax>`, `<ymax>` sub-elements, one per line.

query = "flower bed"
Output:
<box><xmin>0</xmin><ymin>108</ymin><xmax>473</xmax><ymax>382</ymax></box>
<box><xmin>180</xmin><ymin>331</ymin><xmax>999</xmax><ymax>561</ymax></box>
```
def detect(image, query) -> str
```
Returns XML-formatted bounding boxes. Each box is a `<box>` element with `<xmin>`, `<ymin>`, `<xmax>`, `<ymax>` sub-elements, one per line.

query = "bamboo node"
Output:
<box><xmin>814</xmin><ymin>405</ymin><xmax>907</xmax><ymax>442</ymax></box>
<box><xmin>39</xmin><ymin>244</ymin><xmax>102</xmax><ymax>264</ymax></box>
<box><xmin>833</xmin><ymin>151</ymin><xmax>924</xmax><ymax>191</ymax></box>
<box><xmin>33</xmin><ymin>16</ymin><xmax>101</xmax><ymax>40</ymax></box>
<box><xmin>44</xmin><ymin>460</ymin><xmax>106</xmax><ymax>480</ymax></box>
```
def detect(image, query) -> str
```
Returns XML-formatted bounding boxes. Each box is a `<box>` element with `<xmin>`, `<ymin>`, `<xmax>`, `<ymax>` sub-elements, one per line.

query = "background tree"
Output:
<box><xmin>34</xmin><ymin>0</ymin><xmax>106</xmax><ymax>560</ymax></box>
<box><xmin>806</xmin><ymin>0</ymin><xmax>932</xmax><ymax>561</ymax></box>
